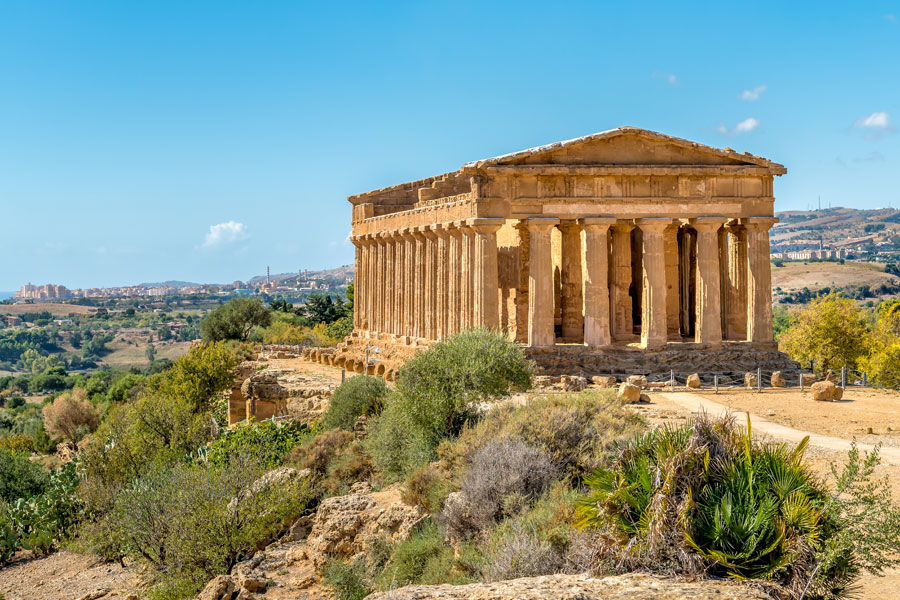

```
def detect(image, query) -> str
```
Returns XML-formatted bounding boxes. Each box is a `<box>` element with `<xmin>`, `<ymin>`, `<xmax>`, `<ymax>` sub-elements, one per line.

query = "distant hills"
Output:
<box><xmin>773</xmin><ymin>207</ymin><xmax>900</xmax><ymax>247</ymax></box>
<box><xmin>246</xmin><ymin>265</ymin><xmax>354</xmax><ymax>287</ymax></box>
<box><xmin>137</xmin><ymin>280</ymin><xmax>201</xmax><ymax>288</ymax></box>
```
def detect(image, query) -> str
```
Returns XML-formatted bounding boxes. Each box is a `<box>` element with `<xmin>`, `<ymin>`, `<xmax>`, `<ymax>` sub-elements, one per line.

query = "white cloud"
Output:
<box><xmin>203</xmin><ymin>221</ymin><xmax>249</xmax><ymax>248</ymax></box>
<box><xmin>651</xmin><ymin>71</ymin><xmax>678</xmax><ymax>86</ymax></box>
<box><xmin>739</xmin><ymin>84</ymin><xmax>767</xmax><ymax>101</ymax></box>
<box><xmin>718</xmin><ymin>117</ymin><xmax>760</xmax><ymax>136</ymax></box>
<box><xmin>855</xmin><ymin>111</ymin><xmax>891</xmax><ymax>129</ymax></box>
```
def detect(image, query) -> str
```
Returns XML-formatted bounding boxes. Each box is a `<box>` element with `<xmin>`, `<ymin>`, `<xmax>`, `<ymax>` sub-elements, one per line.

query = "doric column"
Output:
<box><xmin>459</xmin><ymin>222</ymin><xmax>473</xmax><ymax>331</ymax></box>
<box><xmin>365</xmin><ymin>234</ymin><xmax>377</xmax><ymax>334</ymax></box>
<box><xmin>470</xmin><ymin>218</ymin><xmax>503</xmax><ymax>330</ymax></box>
<box><xmin>637</xmin><ymin>218</ymin><xmax>671</xmax><ymax>350</ymax></box>
<box><xmin>692</xmin><ymin>217</ymin><xmax>727</xmax><ymax>345</ymax></box>
<box><xmin>435</xmin><ymin>224</ymin><xmax>449</xmax><ymax>339</ymax></box>
<box><xmin>383</xmin><ymin>232</ymin><xmax>395</xmax><ymax>335</ymax></box>
<box><xmin>447</xmin><ymin>225</ymin><xmax>462</xmax><ymax>336</ymax></box>
<box><xmin>582</xmin><ymin>217</ymin><xmax>614</xmax><ymax>347</ymax></box>
<box><xmin>558</xmin><ymin>220</ymin><xmax>584</xmax><ymax>341</ymax></box>
<box><xmin>611</xmin><ymin>221</ymin><xmax>634</xmax><ymax>340</ymax></box>
<box><xmin>413</xmin><ymin>228</ymin><xmax>427</xmax><ymax>338</ymax></box>
<box><xmin>725</xmin><ymin>223</ymin><xmax>748</xmax><ymax>340</ymax></box>
<box><xmin>664</xmin><ymin>223</ymin><xmax>680</xmax><ymax>337</ymax></box>
<box><xmin>514</xmin><ymin>221</ymin><xmax>530</xmax><ymax>343</ymax></box>
<box><xmin>393</xmin><ymin>231</ymin><xmax>405</xmax><ymax>337</ymax></box>
<box><xmin>746</xmin><ymin>217</ymin><xmax>778</xmax><ymax>343</ymax></box>
<box><xmin>527</xmin><ymin>217</ymin><xmax>559</xmax><ymax>347</ymax></box>
<box><xmin>400</xmin><ymin>228</ymin><xmax>415</xmax><ymax>338</ymax></box>
<box><xmin>351</xmin><ymin>236</ymin><xmax>363</xmax><ymax>331</ymax></box>
<box><xmin>374</xmin><ymin>233</ymin><xmax>385</xmax><ymax>333</ymax></box>
<box><xmin>423</xmin><ymin>226</ymin><xmax>438</xmax><ymax>340</ymax></box>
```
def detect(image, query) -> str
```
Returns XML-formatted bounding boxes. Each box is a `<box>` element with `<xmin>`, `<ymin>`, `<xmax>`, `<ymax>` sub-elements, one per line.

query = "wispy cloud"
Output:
<box><xmin>854</xmin><ymin>112</ymin><xmax>895</xmax><ymax>139</ymax></box>
<box><xmin>202</xmin><ymin>221</ymin><xmax>249</xmax><ymax>248</ymax></box>
<box><xmin>651</xmin><ymin>71</ymin><xmax>678</xmax><ymax>86</ymax></box>
<box><xmin>739</xmin><ymin>84</ymin><xmax>767</xmax><ymax>101</ymax></box>
<box><xmin>718</xmin><ymin>117</ymin><xmax>760</xmax><ymax>136</ymax></box>
<box><xmin>853</xmin><ymin>151</ymin><xmax>885</xmax><ymax>163</ymax></box>
<box><xmin>886</xmin><ymin>14</ymin><xmax>896</xmax><ymax>22</ymax></box>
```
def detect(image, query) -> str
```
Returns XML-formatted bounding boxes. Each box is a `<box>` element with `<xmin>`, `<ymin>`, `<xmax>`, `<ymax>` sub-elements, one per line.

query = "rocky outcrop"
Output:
<box><xmin>364</xmin><ymin>572</ymin><xmax>772</xmax><ymax>600</ymax></box>
<box><xmin>306</xmin><ymin>490</ymin><xmax>424</xmax><ymax>568</ymax></box>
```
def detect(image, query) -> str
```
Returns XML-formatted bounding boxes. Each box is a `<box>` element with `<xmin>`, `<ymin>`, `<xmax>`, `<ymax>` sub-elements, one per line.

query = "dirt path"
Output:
<box><xmin>656</xmin><ymin>391</ymin><xmax>900</xmax><ymax>465</ymax></box>
<box><xmin>0</xmin><ymin>550</ymin><xmax>140</xmax><ymax>600</ymax></box>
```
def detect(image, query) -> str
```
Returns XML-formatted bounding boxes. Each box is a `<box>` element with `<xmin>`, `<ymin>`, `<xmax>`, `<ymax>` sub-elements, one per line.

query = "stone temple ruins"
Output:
<box><xmin>331</xmin><ymin>127</ymin><xmax>798</xmax><ymax>377</ymax></box>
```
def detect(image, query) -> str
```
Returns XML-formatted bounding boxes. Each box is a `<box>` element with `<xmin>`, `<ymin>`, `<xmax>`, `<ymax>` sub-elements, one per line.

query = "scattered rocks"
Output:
<box><xmin>638</xmin><ymin>393</ymin><xmax>651</xmax><ymax>404</ymax></box>
<box><xmin>561</xmin><ymin>375</ymin><xmax>587</xmax><ymax>391</ymax></box>
<box><xmin>771</xmin><ymin>371</ymin><xmax>786</xmax><ymax>388</ymax></box>
<box><xmin>617</xmin><ymin>382</ymin><xmax>641</xmax><ymax>403</ymax></box>
<box><xmin>686</xmin><ymin>373</ymin><xmax>701</xmax><ymax>388</ymax></box>
<box><xmin>810</xmin><ymin>380</ymin><xmax>843</xmax><ymax>402</ymax></box>
<box><xmin>800</xmin><ymin>373</ymin><xmax>817</xmax><ymax>387</ymax></box>
<box><xmin>626</xmin><ymin>375</ymin><xmax>648</xmax><ymax>389</ymax></box>
<box><xmin>196</xmin><ymin>575</ymin><xmax>236</xmax><ymax>600</ymax></box>
<box><xmin>744</xmin><ymin>372</ymin><xmax>758</xmax><ymax>389</ymax></box>
<box><xmin>591</xmin><ymin>375</ymin><xmax>616</xmax><ymax>387</ymax></box>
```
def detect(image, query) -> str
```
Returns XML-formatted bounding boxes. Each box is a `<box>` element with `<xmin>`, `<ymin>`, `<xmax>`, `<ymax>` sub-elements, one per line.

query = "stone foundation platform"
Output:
<box><xmin>526</xmin><ymin>341</ymin><xmax>800</xmax><ymax>381</ymax></box>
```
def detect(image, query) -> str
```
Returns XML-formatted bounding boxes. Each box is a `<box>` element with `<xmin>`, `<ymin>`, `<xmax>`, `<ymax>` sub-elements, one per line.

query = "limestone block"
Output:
<box><xmin>196</xmin><ymin>575</ymin><xmax>236</xmax><ymax>600</ymax></box>
<box><xmin>686</xmin><ymin>373</ymin><xmax>701</xmax><ymax>388</ymax></box>
<box><xmin>800</xmin><ymin>373</ymin><xmax>816</xmax><ymax>386</ymax></box>
<box><xmin>639</xmin><ymin>393</ymin><xmax>651</xmax><ymax>403</ymax></box>
<box><xmin>810</xmin><ymin>380</ymin><xmax>838</xmax><ymax>401</ymax></box>
<box><xmin>626</xmin><ymin>375</ymin><xmax>648</xmax><ymax>389</ymax></box>
<box><xmin>618</xmin><ymin>382</ymin><xmax>641</xmax><ymax>403</ymax></box>
<box><xmin>745</xmin><ymin>372</ymin><xmax>758</xmax><ymax>388</ymax></box>
<box><xmin>562</xmin><ymin>375</ymin><xmax>587</xmax><ymax>391</ymax></box>
<box><xmin>771</xmin><ymin>371</ymin><xmax>786</xmax><ymax>388</ymax></box>
<box><xmin>833</xmin><ymin>386</ymin><xmax>844</xmax><ymax>401</ymax></box>
<box><xmin>591</xmin><ymin>375</ymin><xmax>616</xmax><ymax>388</ymax></box>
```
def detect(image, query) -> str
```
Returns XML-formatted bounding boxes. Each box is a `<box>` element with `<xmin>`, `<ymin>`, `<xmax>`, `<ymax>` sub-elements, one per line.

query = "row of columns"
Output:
<box><xmin>525</xmin><ymin>215</ymin><xmax>776</xmax><ymax>349</ymax></box>
<box><xmin>351</xmin><ymin>218</ymin><xmax>504</xmax><ymax>340</ymax></box>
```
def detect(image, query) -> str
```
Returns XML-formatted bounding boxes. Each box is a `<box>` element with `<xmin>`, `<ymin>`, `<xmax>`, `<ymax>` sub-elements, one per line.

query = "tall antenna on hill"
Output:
<box><xmin>818</xmin><ymin>196</ymin><xmax>821</xmax><ymax>211</ymax></box>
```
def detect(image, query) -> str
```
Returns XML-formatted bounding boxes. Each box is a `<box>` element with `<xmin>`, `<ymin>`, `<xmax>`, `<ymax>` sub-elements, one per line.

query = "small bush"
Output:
<box><xmin>0</xmin><ymin>448</ymin><xmax>48</xmax><ymax>503</ymax></box>
<box><xmin>323</xmin><ymin>375</ymin><xmax>388</xmax><ymax>431</ymax></box>
<box><xmin>290</xmin><ymin>429</ymin><xmax>355</xmax><ymax>474</ymax></box>
<box><xmin>367</xmin><ymin>329</ymin><xmax>533</xmax><ymax>479</ymax></box>
<box><xmin>443</xmin><ymin>439</ymin><xmax>558</xmax><ymax>538</ymax></box>
<box><xmin>42</xmin><ymin>389</ymin><xmax>99</xmax><ymax>451</ymax></box>
<box><xmin>375</xmin><ymin>520</ymin><xmax>476</xmax><ymax>590</ymax></box>
<box><xmin>403</xmin><ymin>464</ymin><xmax>452</xmax><ymax>514</ymax></box>
<box><xmin>204</xmin><ymin>418</ymin><xmax>311</xmax><ymax>469</ymax></box>
<box><xmin>322</xmin><ymin>558</ymin><xmax>372</xmax><ymax>600</ymax></box>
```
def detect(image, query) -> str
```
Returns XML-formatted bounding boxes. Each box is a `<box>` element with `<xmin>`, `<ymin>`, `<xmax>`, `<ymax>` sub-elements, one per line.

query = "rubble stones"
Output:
<box><xmin>745</xmin><ymin>372</ymin><xmax>758</xmax><ymax>388</ymax></box>
<box><xmin>771</xmin><ymin>371</ymin><xmax>786</xmax><ymax>387</ymax></box>
<box><xmin>617</xmin><ymin>382</ymin><xmax>641</xmax><ymax>403</ymax></box>
<box><xmin>591</xmin><ymin>375</ymin><xmax>616</xmax><ymax>387</ymax></box>
<box><xmin>627</xmin><ymin>375</ymin><xmax>648</xmax><ymax>388</ymax></box>
<box><xmin>810</xmin><ymin>380</ymin><xmax>843</xmax><ymax>402</ymax></box>
<box><xmin>686</xmin><ymin>373</ymin><xmax>701</xmax><ymax>388</ymax></box>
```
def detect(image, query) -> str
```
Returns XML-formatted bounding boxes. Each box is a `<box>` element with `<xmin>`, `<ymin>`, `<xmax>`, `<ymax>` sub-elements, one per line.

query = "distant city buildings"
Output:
<box><xmin>15</xmin><ymin>283</ymin><xmax>71</xmax><ymax>300</ymax></box>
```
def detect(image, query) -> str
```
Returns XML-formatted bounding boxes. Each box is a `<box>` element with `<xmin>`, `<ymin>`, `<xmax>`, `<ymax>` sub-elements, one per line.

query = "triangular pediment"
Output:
<box><xmin>463</xmin><ymin>127</ymin><xmax>785</xmax><ymax>172</ymax></box>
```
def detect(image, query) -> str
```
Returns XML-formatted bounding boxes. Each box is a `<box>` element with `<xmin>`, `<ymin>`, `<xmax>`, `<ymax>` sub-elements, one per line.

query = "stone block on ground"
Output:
<box><xmin>617</xmin><ymin>382</ymin><xmax>641</xmax><ymax>403</ymax></box>
<box><xmin>745</xmin><ymin>372</ymin><xmax>758</xmax><ymax>389</ymax></box>
<box><xmin>626</xmin><ymin>375</ymin><xmax>648</xmax><ymax>389</ymax></box>
<box><xmin>638</xmin><ymin>393</ymin><xmax>651</xmax><ymax>403</ymax></box>
<box><xmin>686</xmin><ymin>373</ymin><xmax>701</xmax><ymax>388</ymax></box>
<box><xmin>561</xmin><ymin>375</ymin><xmax>587</xmax><ymax>391</ymax></box>
<box><xmin>196</xmin><ymin>575</ymin><xmax>236</xmax><ymax>600</ymax></box>
<box><xmin>591</xmin><ymin>375</ymin><xmax>616</xmax><ymax>388</ymax></box>
<box><xmin>771</xmin><ymin>371</ymin><xmax>786</xmax><ymax>387</ymax></box>
<box><xmin>800</xmin><ymin>373</ymin><xmax>816</xmax><ymax>386</ymax></box>
<box><xmin>810</xmin><ymin>380</ymin><xmax>840</xmax><ymax>401</ymax></box>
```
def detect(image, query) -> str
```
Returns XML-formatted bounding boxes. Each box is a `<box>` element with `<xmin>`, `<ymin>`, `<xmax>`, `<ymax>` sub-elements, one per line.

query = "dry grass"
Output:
<box><xmin>772</xmin><ymin>261</ymin><xmax>895</xmax><ymax>292</ymax></box>
<box><xmin>0</xmin><ymin>303</ymin><xmax>95</xmax><ymax>316</ymax></box>
<box><xmin>99</xmin><ymin>339</ymin><xmax>192</xmax><ymax>367</ymax></box>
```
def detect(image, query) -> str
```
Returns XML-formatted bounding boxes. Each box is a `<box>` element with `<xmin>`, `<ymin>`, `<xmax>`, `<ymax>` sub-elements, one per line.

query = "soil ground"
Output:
<box><xmin>99</xmin><ymin>339</ymin><xmax>192</xmax><ymax>368</ymax></box>
<box><xmin>0</xmin><ymin>303</ymin><xmax>95</xmax><ymax>316</ymax></box>
<box><xmin>771</xmin><ymin>261</ymin><xmax>894</xmax><ymax>292</ymax></box>
<box><xmin>0</xmin><ymin>550</ymin><xmax>140</xmax><ymax>600</ymax></box>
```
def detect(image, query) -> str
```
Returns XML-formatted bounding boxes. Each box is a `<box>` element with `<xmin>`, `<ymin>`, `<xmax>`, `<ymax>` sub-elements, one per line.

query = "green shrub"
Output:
<box><xmin>323</xmin><ymin>375</ymin><xmax>388</xmax><ymax>431</ymax></box>
<box><xmin>0</xmin><ymin>448</ymin><xmax>47</xmax><ymax>503</ymax></box>
<box><xmin>204</xmin><ymin>418</ymin><xmax>311</xmax><ymax>469</ymax></box>
<box><xmin>375</xmin><ymin>520</ymin><xmax>477</xmax><ymax>590</ymax></box>
<box><xmin>111</xmin><ymin>454</ymin><xmax>315</xmax><ymax>597</ymax></box>
<box><xmin>367</xmin><ymin>329</ymin><xmax>533</xmax><ymax>478</ymax></box>
<box><xmin>322</xmin><ymin>558</ymin><xmax>372</xmax><ymax>600</ymax></box>
<box><xmin>576</xmin><ymin>414</ymin><xmax>900</xmax><ymax>599</ymax></box>
<box><xmin>402</xmin><ymin>464</ymin><xmax>452</xmax><ymax>514</ymax></box>
<box><xmin>289</xmin><ymin>430</ymin><xmax>373</xmax><ymax>495</ymax></box>
<box><xmin>201</xmin><ymin>298</ymin><xmax>272</xmax><ymax>342</ymax></box>
<box><xmin>443</xmin><ymin>391</ymin><xmax>645</xmax><ymax>479</ymax></box>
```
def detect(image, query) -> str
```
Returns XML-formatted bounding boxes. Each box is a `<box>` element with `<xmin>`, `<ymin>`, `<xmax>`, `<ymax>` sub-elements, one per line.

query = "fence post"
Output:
<box><xmin>863</xmin><ymin>372</ymin><xmax>868</xmax><ymax>387</ymax></box>
<box><xmin>800</xmin><ymin>373</ymin><xmax>804</xmax><ymax>392</ymax></box>
<box><xmin>670</xmin><ymin>369</ymin><xmax>675</xmax><ymax>392</ymax></box>
<box><xmin>714</xmin><ymin>374</ymin><xmax>718</xmax><ymax>394</ymax></box>
<box><xmin>757</xmin><ymin>367</ymin><xmax>762</xmax><ymax>393</ymax></box>
<box><xmin>841</xmin><ymin>366</ymin><xmax>846</xmax><ymax>389</ymax></box>
<box><xmin>341</xmin><ymin>368</ymin><xmax>346</xmax><ymax>384</ymax></box>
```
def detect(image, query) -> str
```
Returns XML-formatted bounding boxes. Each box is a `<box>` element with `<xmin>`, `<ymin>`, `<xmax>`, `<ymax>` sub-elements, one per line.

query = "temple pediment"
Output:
<box><xmin>464</xmin><ymin>127</ymin><xmax>786</xmax><ymax>173</ymax></box>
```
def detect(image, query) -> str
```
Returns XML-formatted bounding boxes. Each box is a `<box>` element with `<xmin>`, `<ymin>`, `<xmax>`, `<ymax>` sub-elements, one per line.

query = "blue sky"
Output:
<box><xmin>1</xmin><ymin>1</ymin><xmax>898</xmax><ymax>290</ymax></box>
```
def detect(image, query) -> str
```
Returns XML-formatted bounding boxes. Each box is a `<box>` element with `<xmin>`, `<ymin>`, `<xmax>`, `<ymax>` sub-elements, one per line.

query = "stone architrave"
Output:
<box><xmin>746</xmin><ymin>217</ymin><xmax>778</xmax><ymax>343</ymax></box>
<box><xmin>447</xmin><ymin>225</ymin><xmax>462</xmax><ymax>336</ymax></box>
<box><xmin>692</xmin><ymin>217</ymin><xmax>726</xmax><ymax>346</ymax></box>
<box><xmin>527</xmin><ymin>218</ymin><xmax>559</xmax><ymax>347</ymax></box>
<box><xmin>611</xmin><ymin>221</ymin><xmax>634</xmax><ymax>340</ymax></box>
<box><xmin>435</xmin><ymin>224</ymin><xmax>449</xmax><ymax>339</ymax></box>
<box><xmin>637</xmin><ymin>218</ymin><xmax>671</xmax><ymax>350</ymax></box>
<box><xmin>469</xmin><ymin>218</ymin><xmax>504</xmax><ymax>330</ymax></box>
<box><xmin>558</xmin><ymin>220</ymin><xmax>584</xmax><ymax>341</ymax></box>
<box><xmin>582</xmin><ymin>217</ymin><xmax>615</xmax><ymax>347</ymax></box>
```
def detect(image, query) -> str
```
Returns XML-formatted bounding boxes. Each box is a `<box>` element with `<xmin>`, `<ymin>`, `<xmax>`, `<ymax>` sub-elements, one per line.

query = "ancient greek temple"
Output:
<box><xmin>339</xmin><ymin>128</ymin><xmax>790</xmax><ymax>376</ymax></box>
